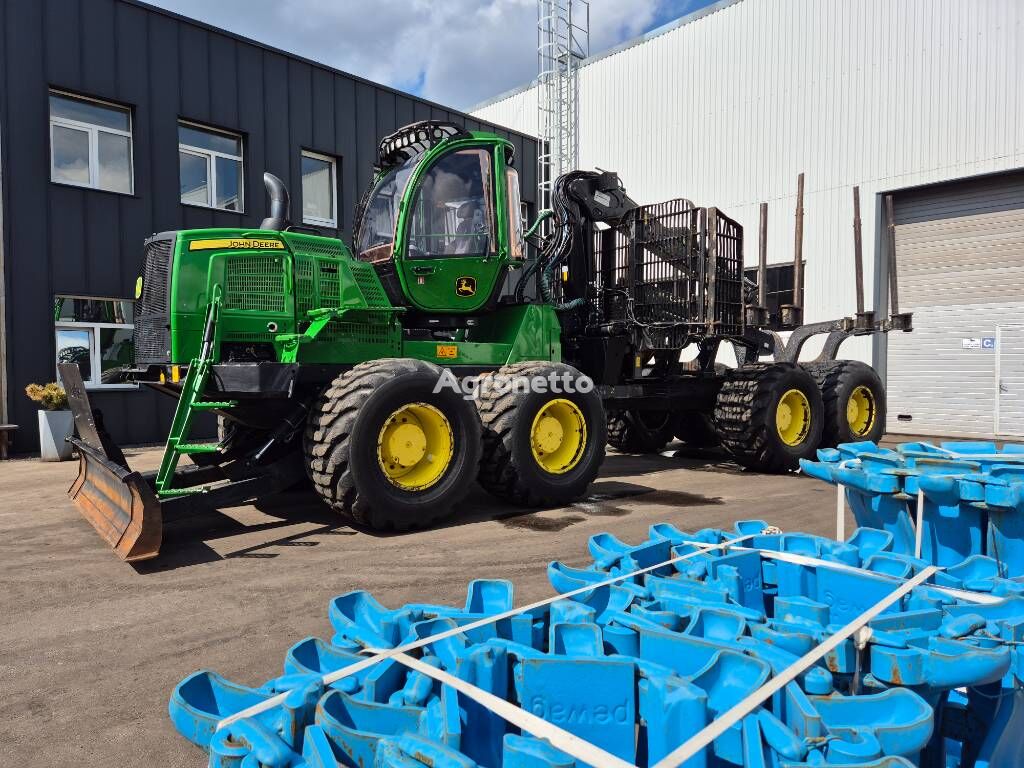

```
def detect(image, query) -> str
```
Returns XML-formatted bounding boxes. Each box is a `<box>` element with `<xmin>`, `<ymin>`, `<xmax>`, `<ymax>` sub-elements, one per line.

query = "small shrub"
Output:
<box><xmin>25</xmin><ymin>382</ymin><xmax>69</xmax><ymax>411</ymax></box>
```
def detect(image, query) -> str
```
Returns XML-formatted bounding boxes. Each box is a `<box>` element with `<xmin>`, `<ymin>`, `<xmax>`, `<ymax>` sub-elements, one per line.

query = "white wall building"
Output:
<box><xmin>472</xmin><ymin>0</ymin><xmax>1024</xmax><ymax>438</ymax></box>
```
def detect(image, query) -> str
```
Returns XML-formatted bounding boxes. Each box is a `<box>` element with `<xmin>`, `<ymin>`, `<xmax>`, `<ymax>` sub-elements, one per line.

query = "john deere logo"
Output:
<box><xmin>456</xmin><ymin>277</ymin><xmax>477</xmax><ymax>297</ymax></box>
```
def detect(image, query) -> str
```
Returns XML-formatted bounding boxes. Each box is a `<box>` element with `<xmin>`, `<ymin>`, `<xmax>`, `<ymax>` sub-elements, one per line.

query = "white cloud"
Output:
<box><xmin>149</xmin><ymin>0</ymin><xmax>675</xmax><ymax>109</ymax></box>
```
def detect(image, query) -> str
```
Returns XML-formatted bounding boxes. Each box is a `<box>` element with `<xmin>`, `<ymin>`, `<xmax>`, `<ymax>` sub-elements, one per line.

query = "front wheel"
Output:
<box><xmin>476</xmin><ymin>362</ymin><xmax>606</xmax><ymax>507</ymax></box>
<box><xmin>303</xmin><ymin>359</ymin><xmax>482</xmax><ymax>531</ymax></box>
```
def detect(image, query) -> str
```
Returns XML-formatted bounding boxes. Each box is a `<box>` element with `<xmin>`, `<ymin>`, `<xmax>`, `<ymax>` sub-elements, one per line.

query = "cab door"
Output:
<box><xmin>398</xmin><ymin>146</ymin><xmax>504</xmax><ymax>312</ymax></box>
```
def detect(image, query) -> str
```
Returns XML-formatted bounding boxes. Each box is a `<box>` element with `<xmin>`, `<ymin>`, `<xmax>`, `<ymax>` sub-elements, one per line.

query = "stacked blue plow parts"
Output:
<box><xmin>801</xmin><ymin>440</ymin><xmax>1024</xmax><ymax>578</ymax></box>
<box><xmin>170</xmin><ymin>519</ymin><xmax>1024</xmax><ymax>766</ymax></box>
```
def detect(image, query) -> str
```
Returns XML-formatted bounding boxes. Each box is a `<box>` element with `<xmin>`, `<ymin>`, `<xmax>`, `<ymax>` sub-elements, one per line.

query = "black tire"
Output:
<box><xmin>714</xmin><ymin>363</ymin><xmax>824</xmax><ymax>473</ymax></box>
<box><xmin>803</xmin><ymin>360</ymin><xmax>885</xmax><ymax>448</ymax></box>
<box><xmin>303</xmin><ymin>358</ymin><xmax>482</xmax><ymax>531</ymax></box>
<box><xmin>607</xmin><ymin>410</ymin><xmax>677</xmax><ymax>453</ymax></box>
<box><xmin>675</xmin><ymin>411</ymin><xmax>720</xmax><ymax>448</ymax></box>
<box><xmin>477</xmin><ymin>361</ymin><xmax>606</xmax><ymax>506</ymax></box>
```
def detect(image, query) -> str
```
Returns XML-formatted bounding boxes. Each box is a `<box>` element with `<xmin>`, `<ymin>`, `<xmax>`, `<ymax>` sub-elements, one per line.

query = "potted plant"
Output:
<box><xmin>25</xmin><ymin>383</ymin><xmax>73</xmax><ymax>461</ymax></box>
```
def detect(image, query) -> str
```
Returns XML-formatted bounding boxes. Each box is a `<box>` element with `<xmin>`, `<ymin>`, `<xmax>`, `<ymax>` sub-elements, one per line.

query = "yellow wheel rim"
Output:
<box><xmin>377</xmin><ymin>403</ymin><xmax>454</xmax><ymax>491</ymax></box>
<box><xmin>776</xmin><ymin>388</ymin><xmax>811</xmax><ymax>447</ymax></box>
<box><xmin>847</xmin><ymin>385</ymin><xmax>877</xmax><ymax>436</ymax></box>
<box><xmin>530</xmin><ymin>398</ymin><xmax>587</xmax><ymax>474</ymax></box>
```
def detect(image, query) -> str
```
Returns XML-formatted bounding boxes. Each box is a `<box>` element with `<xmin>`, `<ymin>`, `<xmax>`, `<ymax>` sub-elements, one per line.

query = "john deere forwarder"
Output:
<box><xmin>64</xmin><ymin>121</ymin><xmax>910</xmax><ymax>561</ymax></box>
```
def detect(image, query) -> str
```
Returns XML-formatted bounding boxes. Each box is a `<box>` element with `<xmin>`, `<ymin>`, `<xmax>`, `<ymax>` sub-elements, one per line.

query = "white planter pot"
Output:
<box><xmin>38</xmin><ymin>409</ymin><xmax>74</xmax><ymax>461</ymax></box>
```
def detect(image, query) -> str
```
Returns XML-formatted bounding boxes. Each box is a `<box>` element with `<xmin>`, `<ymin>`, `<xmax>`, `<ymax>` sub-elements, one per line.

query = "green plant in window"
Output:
<box><xmin>25</xmin><ymin>382</ymin><xmax>69</xmax><ymax>411</ymax></box>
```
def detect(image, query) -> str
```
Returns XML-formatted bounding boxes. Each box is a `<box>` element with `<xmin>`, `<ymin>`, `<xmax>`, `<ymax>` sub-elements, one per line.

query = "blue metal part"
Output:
<box><xmin>170</xmin><ymin>509</ymin><xmax>1024</xmax><ymax>767</ymax></box>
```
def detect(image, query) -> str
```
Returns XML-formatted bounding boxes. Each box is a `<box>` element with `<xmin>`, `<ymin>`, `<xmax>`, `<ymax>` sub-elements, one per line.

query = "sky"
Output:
<box><xmin>146</xmin><ymin>0</ymin><xmax>717</xmax><ymax>110</ymax></box>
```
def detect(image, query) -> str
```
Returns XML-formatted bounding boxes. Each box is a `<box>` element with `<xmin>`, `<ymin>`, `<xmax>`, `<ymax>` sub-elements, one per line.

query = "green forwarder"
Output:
<box><xmin>64</xmin><ymin>121</ymin><xmax>909</xmax><ymax>561</ymax></box>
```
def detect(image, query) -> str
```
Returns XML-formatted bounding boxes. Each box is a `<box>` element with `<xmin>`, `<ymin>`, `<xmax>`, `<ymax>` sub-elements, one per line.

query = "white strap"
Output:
<box><xmin>918</xmin><ymin>443</ymin><xmax>1024</xmax><ymax>462</ymax></box>
<box><xmin>694</xmin><ymin>539</ymin><xmax>999</xmax><ymax>604</ymax></box>
<box><xmin>215</xmin><ymin>534</ymin><xmax>753</xmax><ymax>729</ymax></box>
<box><xmin>651</xmin><ymin>565</ymin><xmax>939</xmax><ymax>768</ymax></box>
<box><xmin>389</xmin><ymin>652</ymin><xmax>635</xmax><ymax>768</ymax></box>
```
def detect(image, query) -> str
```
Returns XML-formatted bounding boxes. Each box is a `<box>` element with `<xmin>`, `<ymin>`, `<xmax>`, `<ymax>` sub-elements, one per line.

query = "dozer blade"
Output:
<box><xmin>60</xmin><ymin>363</ymin><xmax>162</xmax><ymax>562</ymax></box>
<box><xmin>68</xmin><ymin>437</ymin><xmax>162</xmax><ymax>562</ymax></box>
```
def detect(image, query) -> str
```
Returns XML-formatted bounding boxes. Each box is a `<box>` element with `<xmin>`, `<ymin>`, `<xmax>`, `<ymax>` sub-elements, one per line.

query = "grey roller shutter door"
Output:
<box><xmin>886</xmin><ymin>171</ymin><xmax>1024</xmax><ymax>438</ymax></box>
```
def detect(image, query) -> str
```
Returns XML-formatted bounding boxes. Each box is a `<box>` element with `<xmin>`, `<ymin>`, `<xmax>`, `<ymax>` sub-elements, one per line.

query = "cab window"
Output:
<box><xmin>506</xmin><ymin>167</ymin><xmax>525</xmax><ymax>259</ymax></box>
<box><xmin>408</xmin><ymin>149</ymin><xmax>493</xmax><ymax>258</ymax></box>
<box><xmin>355</xmin><ymin>153</ymin><xmax>421</xmax><ymax>263</ymax></box>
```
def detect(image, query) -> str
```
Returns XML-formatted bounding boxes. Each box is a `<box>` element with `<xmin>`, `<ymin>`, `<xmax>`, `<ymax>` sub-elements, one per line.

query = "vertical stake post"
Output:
<box><xmin>793</xmin><ymin>173</ymin><xmax>805</xmax><ymax>312</ymax></box>
<box><xmin>758</xmin><ymin>202</ymin><xmax>768</xmax><ymax>308</ymax></box>
<box><xmin>853</xmin><ymin>186</ymin><xmax>865</xmax><ymax>315</ymax></box>
<box><xmin>885</xmin><ymin>194</ymin><xmax>901</xmax><ymax>316</ymax></box>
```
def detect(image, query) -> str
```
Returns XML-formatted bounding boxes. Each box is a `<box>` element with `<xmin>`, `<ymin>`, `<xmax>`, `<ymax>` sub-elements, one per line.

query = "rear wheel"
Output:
<box><xmin>477</xmin><ymin>362</ymin><xmax>606</xmax><ymax>506</ymax></box>
<box><xmin>714</xmin><ymin>363</ymin><xmax>824</xmax><ymax>473</ymax></box>
<box><xmin>803</xmin><ymin>360</ymin><xmax>885</xmax><ymax>447</ymax></box>
<box><xmin>304</xmin><ymin>359</ymin><xmax>481</xmax><ymax>530</ymax></box>
<box><xmin>607</xmin><ymin>410</ymin><xmax>677</xmax><ymax>453</ymax></box>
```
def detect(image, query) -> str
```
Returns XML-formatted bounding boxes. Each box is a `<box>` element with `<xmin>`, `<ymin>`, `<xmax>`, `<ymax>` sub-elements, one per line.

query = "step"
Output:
<box><xmin>174</xmin><ymin>442</ymin><xmax>221</xmax><ymax>454</ymax></box>
<box><xmin>156</xmin><ymin>487</ymin><xmax>210</xmax><ymax>498</ymax></box>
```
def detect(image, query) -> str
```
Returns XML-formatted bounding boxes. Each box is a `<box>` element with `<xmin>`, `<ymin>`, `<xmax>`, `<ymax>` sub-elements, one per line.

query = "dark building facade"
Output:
<box><xmin>0</xmin><ymin>0</ymin><xmax>537</xmax><ymax>452</ymax></box>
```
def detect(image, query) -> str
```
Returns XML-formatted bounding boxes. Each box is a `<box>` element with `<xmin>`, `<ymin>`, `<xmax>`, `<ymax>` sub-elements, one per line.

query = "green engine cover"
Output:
<box><xmin>157</xmin><ymin>228</ymin><xmax>559</xmax><ymax>370</ymax></box>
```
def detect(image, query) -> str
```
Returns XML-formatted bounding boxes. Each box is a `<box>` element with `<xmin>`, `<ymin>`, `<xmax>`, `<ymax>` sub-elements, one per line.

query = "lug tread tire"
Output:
<box><xmin>303</xmin><ymin>358</ymin><xmax>479</xmax><ymax>530</ymax></box>
<box><xmin>714</xmin><ymin>362</ymin><xmax>824</xmax><ymax>473</ymax></box>
<box><xmin>802</xmin><ymin>360</ymin><xmax>886</xmax><ymax>447</ymax></box>
<box><xmin>477</xmin><ymin>361</ymin><xmax>606</xmax><ymax>507</ymax></box>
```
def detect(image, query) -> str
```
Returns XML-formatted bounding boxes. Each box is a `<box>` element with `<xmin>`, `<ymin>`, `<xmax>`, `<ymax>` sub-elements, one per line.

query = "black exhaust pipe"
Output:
<box><xmin>260</xmin><ymin>172</ymin><xmax>290</xmax><ymax>231</ymax></box>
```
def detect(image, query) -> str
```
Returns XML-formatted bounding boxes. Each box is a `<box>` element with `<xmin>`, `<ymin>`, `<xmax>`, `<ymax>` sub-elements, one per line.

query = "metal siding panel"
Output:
<box><xmin>147</xmin><ymin>11</ymin><xmax>182</xmax><ymax>231</ymax></box>
<box><xmin>334</xmin><ymin>76</ymin><xmax>357</xmax><ymax>236</ymax></box>
<box><xmin>208</xmin><ymin>34</ymin><xmax>239</xmax><ymax>130</ymax></box>
<box><xmin>355</xmin><ymin>83</ymin><xmax>376</xmax><ymax>213</ymax></box>
<box><xmin>394</xmin><ymin>95</ymin><xmax>414</xmax><ymax>132</ymax></box>
<box><xmin>376</xmin><ymin>88</ymin><xmax>396</xmax><ymax>141</ymax></box>
<box><xmin>80</xmin><ymin>0</ymin><xmax>117</xmax><ymax>97</ymax></box>
<box><xmin>288</xmin><ymin>59</ymin><xmax>313</xmax><ymax>220</ymax></box>
<box><xmin>0</xmin><ymin>0</ymin><xmax>10</xmax><ymax>424</ymax></box>
<box><xmin>413</xmin><ymin>100</ymin><xmax>431</xmax><ymax>122</ymax></box>
<box><xmin>5</xmin><ymin>0</ymin><xmax>53</xmax><ymax>451</ymax></box>
<box><xmin>46</xmin><ymin>0</ymin><xmax>82</xmax><ymax>90</ymax></box>
<box><xmin>49</xmin><ymin>186</ymin><xmax>86</xmax><ymax>292</ymax></box>
<box><xmin>262</xmin><ymin>52</ymin><xmax>289</xmax><ymax>182</ymax></box>
<box><xmin>311</xmin><ymin>68</ymin><xmax>334</xmax><ymax>153</ymax></box>
<box><xmin>178</xmin><ymin>23</ymin><xmax>210</xmax><ymax>122</ymax></box>
<box><xmin>237</xmin><ymin>43</ymin><xmax>266</xmax><ymax>223</ymax></box>
<box><xmin>117</xmin><ymin>2</ymin><xmax>153</xmax><ymax>292</ymax></box>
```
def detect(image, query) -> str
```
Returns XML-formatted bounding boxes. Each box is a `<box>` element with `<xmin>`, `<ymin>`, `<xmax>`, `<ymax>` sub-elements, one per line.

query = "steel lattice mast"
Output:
<box><xmin>536</xmin><ymin>0</ymin><xmax>589</xmax><ymax>214</ymax></box>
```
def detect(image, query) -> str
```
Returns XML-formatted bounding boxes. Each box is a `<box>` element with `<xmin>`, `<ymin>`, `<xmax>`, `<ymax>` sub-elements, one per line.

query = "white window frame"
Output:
<box><xmin>49</xmin><ymin>90</ymin><xmax>134</xmax><ymax>194</ymax></box>
<box><xmin>55</xmin><ymin>295</ymin><xmax>136</xmax><ymax>391</ymax></box>
<box><xmin>301</xmin><ymin>150</ymin><xmax>338</xmax><ymax>228</ymax></box>
<box><xmin>178</xmin><ymin>120</ymin><xmax>245</xmax><ymax>212</ymax></box>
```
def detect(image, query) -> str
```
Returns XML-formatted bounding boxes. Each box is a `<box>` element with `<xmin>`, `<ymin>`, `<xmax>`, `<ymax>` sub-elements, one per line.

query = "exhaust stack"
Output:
<box><xmin>260</xmin><ymin>172</ymin><xmax>291</xmax><ymax>231</ymax></box>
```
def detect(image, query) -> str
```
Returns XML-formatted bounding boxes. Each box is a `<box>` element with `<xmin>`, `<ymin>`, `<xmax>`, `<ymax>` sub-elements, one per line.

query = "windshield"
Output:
<box><xmin>355</xmin><ymin>154</ymin><xmax>421</xmax><ymax>262</ymax></box>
